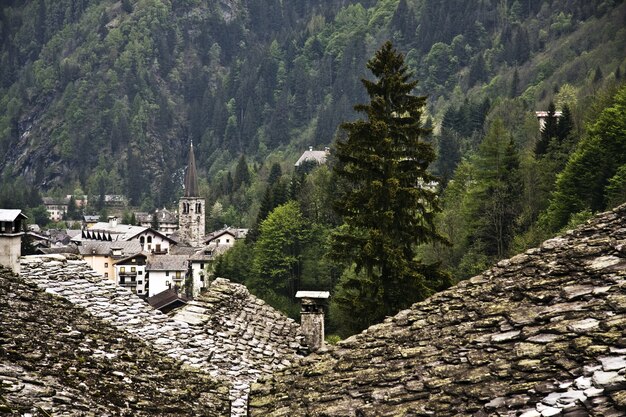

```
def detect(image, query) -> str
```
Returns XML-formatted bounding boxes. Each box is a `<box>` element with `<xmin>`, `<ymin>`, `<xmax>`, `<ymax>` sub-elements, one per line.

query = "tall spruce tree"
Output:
<box><xmin>331</xmin><ymin>41</ymin><xmax>449</xmax><ymax>327</ymax></box>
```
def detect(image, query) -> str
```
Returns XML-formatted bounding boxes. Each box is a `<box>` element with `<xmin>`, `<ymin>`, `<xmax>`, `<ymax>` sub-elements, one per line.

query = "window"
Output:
<box><xmin>120</xmin><ymin>267</ymin><xmax>125</xmax><ymax>274</ymax></box>
<box><xmin>137</xmin><ymin>290</ymin><xmax>143</xmax><ymax>294</ymax></box>
<box><xmin>138</xmin><ymin>280</ymin><xmax>143</xmax><ymax>285</ymax></box>
<box><xmin>131</xmin><ymin>267</ymin><xmax>136</xmax><ymax>273</ymax></box>
<box><xmin>104</xmin><ymin>273</ymin><xmax>108</xmax><ymax>278</ymax></box>
<box><xmin>200</xmin><ymin>263</ymin><xmax>204</xmax><ymax>269</ymax></box>
<box><xmin>138</xmin><ymin>270</ymin><xmax>143</xmax><ymax>275</ymax></box>
<box><xmin>175</xmin><ymin>271</ymin><xmax>181</xmax><ymax>279</ymax></box>
<box><xmin>140</xmin><ymin>236</ymin><xmax>145</xmax><ymax>245</ymax></box>
<box><xmin>226</xmin><ymin>239</ymin><xmax>230</xmax><ymax>243</ymax></box>
<box><xmin>196</xmin><ymin>202</ymin><xmax>202</xmax><ymax>214</ymax></box>
<box><xmin>147</xmin><ymin>236</ymin><xmax>152</xmax><ymax>243</ymax></box>
<box><xmin>104</xmin><ymin>263</ymin><xmax>108</xmax><ymax>268</ymax></box>
<box><xmin>183</xmin><ymin>202</ymin><xmax>189</xmax><ymax>214</ymax></box>
<box><xmin>165</xmin><ymin>271</ymin><xmax>169</xmax><ymax>276</ymax></box>
<box><xmin>155</xmin><ymin>244</ymin><xmax>161</xmax><ymax>252</ymax></box>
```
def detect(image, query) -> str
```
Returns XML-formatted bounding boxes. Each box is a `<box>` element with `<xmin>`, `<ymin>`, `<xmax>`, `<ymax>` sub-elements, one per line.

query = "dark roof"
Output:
<box><xmin>147</xmin><ymin>288</ymin><xmax>189</xmax><ymax>311</ymax></box>
<box><xmin>184</xmin><ymin>142</ymin><xmax>199</xmax><ymax>197</ymax></box>
<box><xmin>113</xmin><ymin>252</ymin><xmax>148</xmax><ymax>265</ymax></box>
<box><xmin>250</xmin><ymin>204</ymin><xmax>626</xmax><ymax>416</ymax></box>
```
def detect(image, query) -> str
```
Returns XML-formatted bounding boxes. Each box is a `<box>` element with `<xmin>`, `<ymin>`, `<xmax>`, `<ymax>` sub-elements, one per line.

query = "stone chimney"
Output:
<box><xmin>295</xmin><ymin>291</ymin><xmax>329</xmax><ymax>352</ymax></box>
<box><xmin>108</xmin><ymin>216</ymin><xmax>118</xmax><ymax>228</ymax></box>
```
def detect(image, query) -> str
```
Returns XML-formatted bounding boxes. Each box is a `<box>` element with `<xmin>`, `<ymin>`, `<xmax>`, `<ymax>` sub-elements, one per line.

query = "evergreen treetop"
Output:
<box><xmin>331</xmin><ymin>41</ymin><xmax>449</xmax><ymax>326</ymax></box>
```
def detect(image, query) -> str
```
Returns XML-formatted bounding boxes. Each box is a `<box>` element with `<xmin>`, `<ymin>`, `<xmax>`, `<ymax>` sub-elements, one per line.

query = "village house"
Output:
<box><xmin>294</xmin><ymin>146</ymin><xmax>330</xmax><ymax>168</ymax></box>
<box><xmin>535</xmin><ymin>109</ymin><xmax>563</xmax><ymax>130</ymax></box>
<box><xmin>0</xmin><ymin>209</ymin><xmax>27</xmax><ymax>273</ymax></box>
<box><xmin>135</xmin><ymin>207</ymin><xmax>178</xmax><ymax>236</ymax></box>
<box><xmin>73</xmin><ymin>216</ymin><xmax>176</xmax><ymax>254</ymax></box>
<box><xmin>113</xmin><ymin>253</ymin><xmax>148</xmax><ymax>296</ymax></box>
<box><xmin>77</xmin><ymin>240</ymin><xmax>143</xmax><ymax>280</ymax></box>
<box><xmin>42</xmin><ymin>196</ymin><xmax>69</xmax><ymax>222</ymax></box>
<box><xmin>82</xmin><ymin>215</ymin><xmax>99</xmax><ymax>228</ymax></box>
<box><xmin>145</xmin><ymin>254</ymin><xmax>189</xmax><ymax>297</ymax></box>
<box><xmin>203</xmin><ymin>227</ymin><xmax>248</xmax><ymax>248</ymax></box>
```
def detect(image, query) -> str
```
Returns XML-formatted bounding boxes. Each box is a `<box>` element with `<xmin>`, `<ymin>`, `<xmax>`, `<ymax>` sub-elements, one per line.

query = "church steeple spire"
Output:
<box><xmin>184</xmin><ymin>141</ymin><xmax>199</xmax><ymax>197</ymax></box>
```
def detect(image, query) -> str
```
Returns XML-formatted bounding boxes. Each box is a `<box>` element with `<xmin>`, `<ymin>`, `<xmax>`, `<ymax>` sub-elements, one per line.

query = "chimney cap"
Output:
<box><xmin>295</xmin><ymin>291</ymin><xmax>329</xmax><ymax>299</ymax></box>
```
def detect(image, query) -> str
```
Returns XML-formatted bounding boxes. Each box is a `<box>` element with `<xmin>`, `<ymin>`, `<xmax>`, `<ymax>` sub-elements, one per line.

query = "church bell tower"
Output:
<box><xmin>179</xmin><ymin>142</ymin><xmax>205</xmax><ymax>247</ymax></box>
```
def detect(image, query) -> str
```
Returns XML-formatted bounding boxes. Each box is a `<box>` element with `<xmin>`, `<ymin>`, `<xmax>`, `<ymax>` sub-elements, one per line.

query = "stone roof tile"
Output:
<box><xmin>249</xmin><ymin>204</ymin><xmax>626</xmax><ymax>416</ymax></box>
<box><xmin>0</xmin><ymin>266</ymin><xmax>228</xmax><ymax>415</ymax></box>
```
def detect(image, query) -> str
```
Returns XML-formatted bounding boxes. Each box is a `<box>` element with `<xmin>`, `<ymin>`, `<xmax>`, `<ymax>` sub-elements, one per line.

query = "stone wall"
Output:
<box><xmin>250</xmin><ymin>205</ymin><xmax>626</xmax><ymax>416</ymax></box>
<box><xmin>0</xmin><ymin>266</ymin><xmax>229</xmax><ymax>415</ymax></box>
<box><xmin>19</xmin><ymin>254</ymin><xmax>305</xmax><ymax>417</ymax></box>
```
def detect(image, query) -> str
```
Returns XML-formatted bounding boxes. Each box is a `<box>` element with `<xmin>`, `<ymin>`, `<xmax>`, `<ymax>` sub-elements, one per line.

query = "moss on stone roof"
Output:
<box><xmin>0</xmin><ymin>267</ymin><xmax>229</xmax><ymax>415</ymax></box>
<box><xmin>249</xmin><ymin>205</ymin><xmax>626</xmax><ymax>416</ymax></box>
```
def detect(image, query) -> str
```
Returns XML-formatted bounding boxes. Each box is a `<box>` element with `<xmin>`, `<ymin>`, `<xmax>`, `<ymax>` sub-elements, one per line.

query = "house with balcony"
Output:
<box><xmin>77</xmin><ymin>240</ymin><xmax>143</xmax><ymax>280</ymax></box>
<box><xmin>113</xmin><ymin>253</ymin><xmax>148</xmax><ymax>296</ymax></box>
<box><xmin>145</xmin><ymin>255</ymin><xmax>189</xmax><ymax>297</ymax></box>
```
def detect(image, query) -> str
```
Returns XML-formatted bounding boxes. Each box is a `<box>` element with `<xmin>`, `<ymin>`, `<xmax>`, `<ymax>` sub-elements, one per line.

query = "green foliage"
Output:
<box><xmin>331</xmin><ymin>41</ymin><xmax>448</xmax><ymax>329</ymax></box>
<box><xmin>252</xmin><ymin>201</ymin><xmax>309</xmax><ymax>301</ymax></box>
<box><xmin>542</xmin><ymin>84</ymin><xmax>626</xmax><ymax>231</ymax></box>
<box><xmin>468</xmin><ymin>118</ymin><xmax>523</xmax><ymax>258</ymax></box>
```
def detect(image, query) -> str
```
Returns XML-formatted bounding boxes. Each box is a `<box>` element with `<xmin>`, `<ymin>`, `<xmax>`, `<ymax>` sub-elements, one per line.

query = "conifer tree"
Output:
<box><xmin>331</xmin><ymin>41</ymin><xmax>449</xmax><ymax>326</ymax></box>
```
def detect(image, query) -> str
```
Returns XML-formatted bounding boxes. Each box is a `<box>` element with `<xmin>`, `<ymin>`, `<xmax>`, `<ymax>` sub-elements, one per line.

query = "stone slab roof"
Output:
<box><xmin>77</xmin><ymin>240</ymin><xmax>142</xmax><ymax>257</ymax></box>
<box><xmin>204</xmin><ymin>227</ymin><xmax>249</xmax><ymax>244</ymax></box>
<box><xmin>0</xmin><ymin>266</ymin><xmax>228</xmax><ymax>415</ymax></box>
<box><xmin>250</xmin><ymin>204</ymin><xmax>626</xmax><ymax>416</ymax></box>
<box><xmin>294</xmin><ymin>149</ymin><xmax>329</xmax><ymax>167</ymax></box>
<box><xmin>146</xmin><ymin>254</ymin><xmax>189</xmax><ymax>271</ymax></box>
<box><xmin>18</xmin><ymin>255</ymin><xmax>306</xmax><ymax>416</ymax></box>
<box><xmin>0</xmin><ymin>209</ymin><xmax>26</xmax><ymax>222</ymax></box>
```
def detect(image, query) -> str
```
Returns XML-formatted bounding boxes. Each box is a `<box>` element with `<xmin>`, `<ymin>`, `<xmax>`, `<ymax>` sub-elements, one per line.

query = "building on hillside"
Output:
<box><xmin>294</xmin><ymin>146</ymin><xmax>330</xmax><ymax>168</ymax></box>
<box><xmin>113</xmin><ymin>253</ymin><xmax>148</xmax><ymax>296</ymax></box>
<box><xmin>145</xmin><ymin>254</ymin><xmax>189</xmax><ymax>297</ymax></box>
<box><xmin>535</xmin><ymin>110</ymin><xmax>563</xmax><ymax>130</ymax></box>
<box><xmin>42</xmin><ymin>197</ymin><xmax>69</xmax><ymax>222</ymax></box>
<box><xmin>135</xmin><ymin>208</ymin><xmax>178</xmax><ymax>236</ymax></box>
<box><xmin>0</xmin><ymin>209</ymin><xmax>27</xmax><ymax>273</ymax></box>
<box><xmin>77</xmin><ymin>240</ymin><xmax>143</xmax><ymax>280</ymax></box>
<box><xmin>178</xmin><ymin>142</ymin><xmax>205</xmax><ymax>247</ymax></box>
<box><xmin>73</xmin><ymin>216</ymin><xmax>175</xmax><ymax>254</ymax></box>
<box><xmin>104</xmin><ymin>194</ymin><xmax>127</xmax><ymax>207</ymax></box>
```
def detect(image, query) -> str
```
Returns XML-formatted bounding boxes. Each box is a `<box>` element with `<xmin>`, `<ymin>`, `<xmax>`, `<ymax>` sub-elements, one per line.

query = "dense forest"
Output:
<box><xmin>1</xmin><ymin>0</ymin><xmax>625</xmax><ymax>334</ymax></box>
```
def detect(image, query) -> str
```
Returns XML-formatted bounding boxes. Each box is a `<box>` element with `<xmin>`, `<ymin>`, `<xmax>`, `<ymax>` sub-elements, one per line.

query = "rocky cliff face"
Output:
<box><xmin>249</xmin><ymin>205</ymin><xmax>626</xmax><ymax>416</ymax></box>
<box><xmin>0</xmin><ymin>266</ymin><xmax>229</xmax><ymax>415</ymax></box>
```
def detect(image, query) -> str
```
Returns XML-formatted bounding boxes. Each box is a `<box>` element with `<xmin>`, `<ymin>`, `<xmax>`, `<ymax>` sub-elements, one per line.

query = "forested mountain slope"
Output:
<box><xmin>1</xmin><ymin>0</ymin><xmax>623</xmax><ymax>210</ymax></box>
